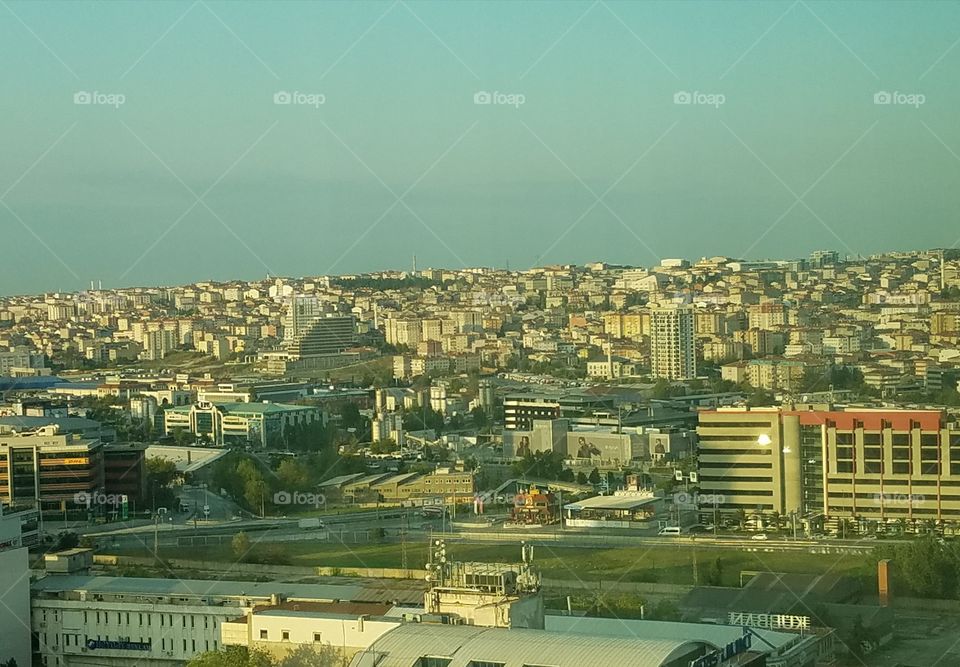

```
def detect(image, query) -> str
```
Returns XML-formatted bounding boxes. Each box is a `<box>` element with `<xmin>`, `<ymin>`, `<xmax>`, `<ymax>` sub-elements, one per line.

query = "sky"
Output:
<box><xmin>2</xmin><ymin>0</ymin><xmax>960</xmax><ymax>295</ymax></box>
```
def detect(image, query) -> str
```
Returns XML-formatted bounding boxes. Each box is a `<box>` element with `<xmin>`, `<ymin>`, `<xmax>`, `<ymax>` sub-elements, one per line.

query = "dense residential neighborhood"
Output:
<box><xmin>3</xmin><ymin>250</ymin><xmax>960</xmax><ymax>666</ymax></box>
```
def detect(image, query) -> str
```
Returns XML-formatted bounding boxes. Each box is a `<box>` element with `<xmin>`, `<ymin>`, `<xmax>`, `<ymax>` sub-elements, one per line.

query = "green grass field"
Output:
<box><xmin>115</xmin><ymin>538</ymin><xmax>872</xmax><ymax>588</ymax></box>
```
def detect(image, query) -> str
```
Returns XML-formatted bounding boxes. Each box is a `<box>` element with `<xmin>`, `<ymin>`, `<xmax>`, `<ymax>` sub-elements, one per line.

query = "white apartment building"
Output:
<box><xmin>649</xmin><ymin>305</ymin><xmax>696</xmax><ymax>380</ymax></box>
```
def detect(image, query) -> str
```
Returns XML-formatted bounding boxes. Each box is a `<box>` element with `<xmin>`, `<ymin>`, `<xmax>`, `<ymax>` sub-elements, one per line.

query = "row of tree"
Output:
<box><xmin>189</xmin><ymin>645</ymin><xmax>346</xmax><ymax>667</ymax></box>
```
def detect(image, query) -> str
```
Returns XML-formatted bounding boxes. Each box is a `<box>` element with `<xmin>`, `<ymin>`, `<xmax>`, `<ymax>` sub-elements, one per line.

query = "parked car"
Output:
<box><xmin>751</xmin><ymin>533</ymin><xmax>769</xmax><ymax>541</ymax></box>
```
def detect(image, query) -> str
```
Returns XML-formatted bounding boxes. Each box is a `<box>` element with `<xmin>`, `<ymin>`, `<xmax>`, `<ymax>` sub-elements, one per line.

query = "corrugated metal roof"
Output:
<box><xmin>349</xmin><ymin>623</ymin><xmax>708</xmax><ymax>667</ymax></box>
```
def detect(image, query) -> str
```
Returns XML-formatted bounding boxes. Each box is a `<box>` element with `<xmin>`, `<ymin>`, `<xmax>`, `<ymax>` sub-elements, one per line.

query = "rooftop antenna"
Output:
<box><xmin>412</xmin><ymin>254</ymin><xmax>417</xmax><ymax>274</ymax></box>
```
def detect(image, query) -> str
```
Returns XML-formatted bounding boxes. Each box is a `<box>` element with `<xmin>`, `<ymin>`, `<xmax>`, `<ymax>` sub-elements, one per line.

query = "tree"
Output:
<box><xmin>511</xmin><ymin>450</ymin><xmax>567</xmax><ymax>480</ymax></box>
<box><xmin>470</xmin><ymin>406</ymin><xmax>489</xmax><ymax>430</ymax></box>
<box><xmin>276</xmin><ymin>644</ymin><xmax>349</xmax><ymax>667</ymax></box>
<box><xmin>277</xmin><ymin>459</ymin><xmax>311</xmax><ymax>491</ymax></box>
<box><xmin>576</xmin><ymin>471</ymin><xmax>588</xmax><ymax>485</ymax></box>
<box><xmin>147</xmin><ymin>456</ymin><xmax>180</xmax><ymax>511</ymax></box>
<box><xmin>588</xmin><ymin>468</ymin><xmax>601</xmax><ymax>485</ymax></box>
<box><xmin>703</xmin><ymin>557</ymin><xmax>724</xmax><ymax>586</ymax></box>
<box><xmin>231</xmin><ymin>531</ymin><xmax>251</xmax><ymax>561</ymax></box>
<box><xmin>188</xmin><ymin>646</ymin><xmax>272</xmax><ymax>667</ymax></box>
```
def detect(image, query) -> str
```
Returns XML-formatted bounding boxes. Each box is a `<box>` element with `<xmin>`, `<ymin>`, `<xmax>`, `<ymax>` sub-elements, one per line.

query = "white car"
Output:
<box><xmin>751</xmin><ymin>533</ymin><xmax>769</xmax><ymax>541</ymax></box>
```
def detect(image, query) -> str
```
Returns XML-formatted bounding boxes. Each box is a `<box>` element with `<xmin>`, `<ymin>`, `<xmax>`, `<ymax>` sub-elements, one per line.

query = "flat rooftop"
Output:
<box><xmin>32</xmin><ymin>575</ymin><xmax>362</xmax><ymax>602</ymax></box>
<box><xmin>564</xmin><ymin>494</ymin><xmax>659</xmax><ymax>511</ymax></box>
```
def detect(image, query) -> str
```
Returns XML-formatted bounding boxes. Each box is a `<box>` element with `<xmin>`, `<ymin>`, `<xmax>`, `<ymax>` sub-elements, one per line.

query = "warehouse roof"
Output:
<box><xmin>348</xmin><ymin>623</ymin><xmax>709</xmax><ymax>667</ymax></box>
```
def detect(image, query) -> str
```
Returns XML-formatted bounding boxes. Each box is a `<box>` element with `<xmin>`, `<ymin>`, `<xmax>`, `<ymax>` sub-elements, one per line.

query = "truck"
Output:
<box><xmin>298</xmin><ymin>517</ymin><xmax>326</xmax><ymax>529</ymax></box>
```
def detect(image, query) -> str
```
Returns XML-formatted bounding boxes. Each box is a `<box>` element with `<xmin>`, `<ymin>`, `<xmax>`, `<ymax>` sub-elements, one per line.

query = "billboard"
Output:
<box><xmin>565</xmin><ymin>432</ymin><xmax>637</xmax><ymax>463</ymax></box>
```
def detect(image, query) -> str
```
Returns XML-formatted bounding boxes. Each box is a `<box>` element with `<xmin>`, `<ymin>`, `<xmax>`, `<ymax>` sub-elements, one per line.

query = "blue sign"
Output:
<box><xmin>86</xmin><ymin>639</ymin><xmax>151</xmax><ymax>651</ymax></box>
<box><xmin>689</xmin><ymin>633</ymin><xmax>752</xmax><ymax>667</ymax></box>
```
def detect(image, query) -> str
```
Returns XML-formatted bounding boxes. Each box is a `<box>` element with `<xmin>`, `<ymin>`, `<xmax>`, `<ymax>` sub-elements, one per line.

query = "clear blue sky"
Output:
<box><xmin>2</xmin><ymin>0</ymin><xmax>960</xmax><ymax>295</ymax></box>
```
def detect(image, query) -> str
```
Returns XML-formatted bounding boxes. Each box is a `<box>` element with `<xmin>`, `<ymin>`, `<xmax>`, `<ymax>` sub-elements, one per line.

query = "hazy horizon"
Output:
<box><xmin>4</xmin><ymin>0</ymin><xmax>960</xmax><ymax>296</ymax></box>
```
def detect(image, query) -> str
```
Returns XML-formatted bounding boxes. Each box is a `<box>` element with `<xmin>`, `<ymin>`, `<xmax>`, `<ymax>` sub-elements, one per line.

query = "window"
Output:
<box><xmin>468</xmin><ymin>662</ymin><xmax>506</xmax><ymax>667</ymax></box>
<box><xmin>921</xmin><ymin>434</ymin><xmax>939</xmax><ymax>446</ymax></box>
<box><xmin>416</xmin><ymin>659</ymin><xmax>452</xmax><ymax>667</ymax></box>
<box><xmin>837</xmin><ymin>461</ymin><xmax>854</xmax><ymax>473</ymax></box>
<box><xmin>313</xmin><ymin>633</ymin><xmax>323</xmax><ymax>643</ymax></box>
<box><xmin>893</xmin><ymin>433</ymin><xmax>910</xmax><ymax>446</ymax></box>
<box><xmin>282</xmin><ymin>630</ymin><xmax>290</xmax><ymax>641</ymax></box>
<box><xmin>863</xmin><ymin>433</ymin><xmax>882</xmax><ymax>445</ymax></box>
<box><xmin>893</xmin><ymin>462</ymin><xmax>910</xmax><ymax>474</ymax></box>
<box><xmin>260</xmin><ymin>630</ymin><xmax>268</xmax><ymax>640</ymax></box>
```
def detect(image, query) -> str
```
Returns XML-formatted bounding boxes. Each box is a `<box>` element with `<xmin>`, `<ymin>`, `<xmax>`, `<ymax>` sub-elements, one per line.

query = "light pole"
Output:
<box><xmin>153</xmin><ymin>506</ymin><xmax>168</xmax><ymax>560</ymax></box>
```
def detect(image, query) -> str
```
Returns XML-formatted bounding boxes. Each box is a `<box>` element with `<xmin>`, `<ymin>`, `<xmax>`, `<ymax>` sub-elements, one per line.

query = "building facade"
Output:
<box><xmin>650</xmin><ymin>306</ymin><xmax>696</xmax><ymax>380</ymax></box>
<box><xmin>0</xmin><ymin>427</ymin><xmax>104</xmax><ymax>510</ymax></box>
<box><xmin>697</xmin><ymin>407</ymin><xmax>960</xmax><ymax>532</ymax></box>
<box><xmin>163</xmin><ymin>401</ymin><xmax>322</xmax><ymax>448</ymax></box>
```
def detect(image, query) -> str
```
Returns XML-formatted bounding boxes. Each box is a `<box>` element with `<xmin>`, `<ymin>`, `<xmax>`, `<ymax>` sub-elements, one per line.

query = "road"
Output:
<box><xmin>177</xmin><ymin>484</ymin><xmax>245</xmax><ymax>523</ymax></box>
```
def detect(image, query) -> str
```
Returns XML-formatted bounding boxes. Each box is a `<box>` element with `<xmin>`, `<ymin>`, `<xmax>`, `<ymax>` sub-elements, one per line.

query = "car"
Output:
<box><xmin>751</xmin><ymin>533</ymin><xmax>769</xmax><ymax>541</ymax></box>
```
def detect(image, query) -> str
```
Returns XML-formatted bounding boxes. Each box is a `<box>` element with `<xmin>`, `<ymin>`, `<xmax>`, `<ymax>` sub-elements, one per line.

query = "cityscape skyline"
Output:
<box><xmin>0</xmin><ymin>245</ymin><xmax>952</xmax><ymax>298</ymax></box>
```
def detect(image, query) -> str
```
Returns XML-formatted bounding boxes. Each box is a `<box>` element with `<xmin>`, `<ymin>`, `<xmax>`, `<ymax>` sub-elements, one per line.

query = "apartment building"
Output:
<box><xmin>697</xmin><ymin>407</ymin><xmax>960</xmax><ymax>528</ymax></box>
<box><xmin>284</xmin><ymin>315</ymin><xmax>355</xmax><ymax>359</ymax></box>
<box><xmin>0</xmin><ymin>345</ymin><xmax>46</xmax><ymax>376</ymax></box>
<box><xmin>649</xmin><ymin>305</ymin><xmax>696</xmax><ymax>380</ymax></box>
